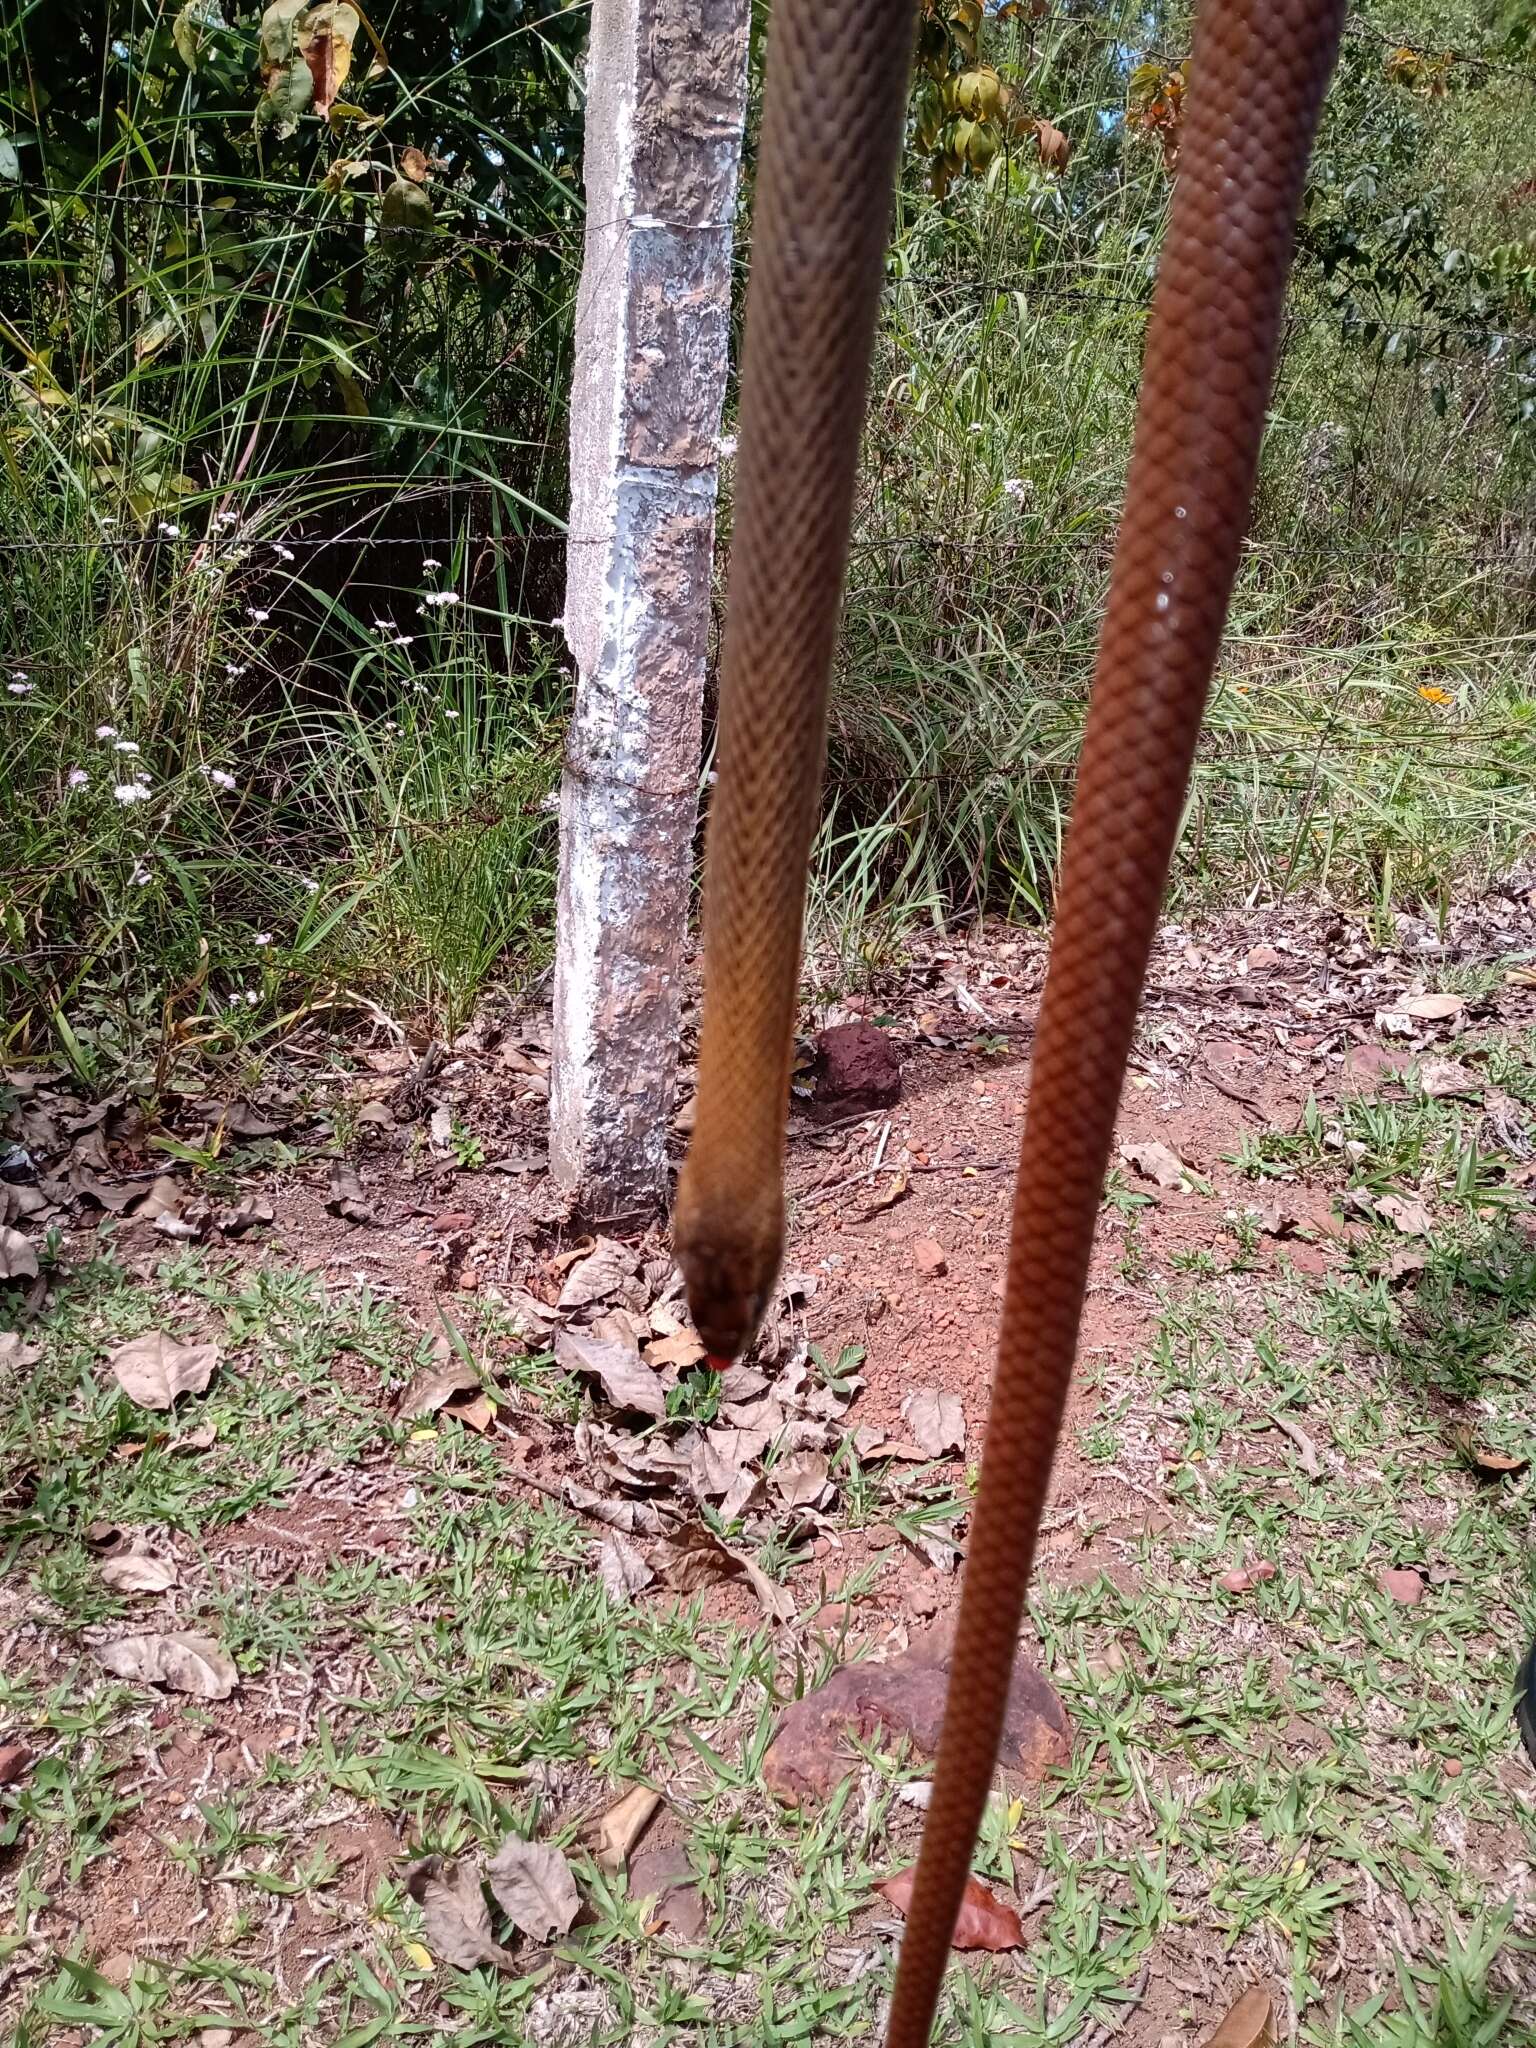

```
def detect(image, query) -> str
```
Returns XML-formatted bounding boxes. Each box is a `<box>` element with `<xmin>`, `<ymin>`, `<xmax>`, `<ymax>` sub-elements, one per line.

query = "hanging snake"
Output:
<box><xmin>672</xmin><ymin>2</ymin><xmax>1345</xmax><ymax>2039</ymax></box>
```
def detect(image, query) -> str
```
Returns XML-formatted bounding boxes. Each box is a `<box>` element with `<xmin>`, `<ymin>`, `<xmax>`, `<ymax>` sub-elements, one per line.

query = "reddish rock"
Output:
<box><xmin>811</xmin><ymin>1022</ymin><xmax>901</xmax><ymax>1121</ymax></box>
<box><xmin>1442</xmin><ymin>1757</ymin><xmax>1463</xmax><ymax>1778</ymax></box>
<box><xmin>1378</xmin><ymin>1567</ymin><xmax>1425</xmax><ymax>1606</ymax></box>
<box><xmin>431</xmin><ymin>1210</ymin><xmax>476</xmax><ymax>1235</ymax></box>
<box><xmin>1246</xmin><ymin>945</ymin><xmax>1286</xmax><ymax>971</ymax></box>
<box><xmin>1218</xmin><ymin>1561</ymin><xmax>1277</xmax><ymax>1594</ymax></box>
<box><xmin>0</xmin><ymin>1742</ymin><xmax>33</xmax><ymax>1787</ymax></box>
<box><xmin>762</xmin><ymin>1621</ymin><xmax>1071</xmax><ymax>1806</ymax></box>
<box><xmin>912</xmin><ymin>1236</ymin><xmax>948</xmax><ymax>1279</ymax></box>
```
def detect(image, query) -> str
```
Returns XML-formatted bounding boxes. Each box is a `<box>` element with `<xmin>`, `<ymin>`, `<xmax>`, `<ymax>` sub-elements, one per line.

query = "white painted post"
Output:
<box><xmin>549</xmin><ymin>0</ymin><xmax>750</xmax><ymax>1222</ymax></box>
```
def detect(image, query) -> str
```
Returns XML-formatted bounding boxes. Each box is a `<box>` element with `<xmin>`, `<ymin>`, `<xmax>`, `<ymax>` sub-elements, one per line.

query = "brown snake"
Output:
<box><xmin>673</xmin><ymin>1</ymin><xmax>1346</xmax><ymax>2038</ymax></box>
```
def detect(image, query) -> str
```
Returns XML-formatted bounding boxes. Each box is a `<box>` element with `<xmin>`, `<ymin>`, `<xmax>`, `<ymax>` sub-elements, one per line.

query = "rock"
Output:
<box><xmin>1246</xmin><ymin>946</ymin><xmax>1286</xmax><ymax>971</ymax></box>
<box><xmin>811</xmin><ymin>1022</ymin><xmax>901</xmax><ymax>1121</ymax></box>
<box><xmin>1378</xmin><ymin>1566</ymin><xmax>1425</xmax><ymax>1606</ymax></box>
<box><xmin>912</xmin><ymin>1236</ymin><xmax>948</xmax><ymax>1280</ymax></box>
<box><xmin>762</xmin><ymin>1620</ymin><xmax>1071</xmax><ymax>1806</ymax></box>
<box><xmin>431</xmin><ymin>1209</ymin><xmax>476</xmax><ymax>1235</ymax></box>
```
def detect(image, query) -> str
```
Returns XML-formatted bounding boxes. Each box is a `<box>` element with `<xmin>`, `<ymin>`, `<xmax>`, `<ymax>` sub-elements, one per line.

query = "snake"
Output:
<box><xmin>672</xmin><ymin>1</ymin><xmax>1346</xmax><ymax>2040</ymax></box>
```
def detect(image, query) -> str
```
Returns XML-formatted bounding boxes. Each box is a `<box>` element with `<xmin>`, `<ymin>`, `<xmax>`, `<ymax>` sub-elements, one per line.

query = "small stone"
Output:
<box><xmin>905</xmin><ymin>1578</ymin><xmax>942</xmax><ymax>1620</ymax></box>
<box><xmin>98</xmin><ymin>1953</ymin><xmax>136</xmax><ymax>1988</ymax></box>
<box><xmin>431</xmin><ymin>1210</ymin><xmax>476</xmax><ymax>1234</ymax></box>
<box><xmin>1378</xmin><ymin>1566</ymin><xmax>1424</xmax><ymax>1605</ymax></box>
<box><xmin>1218</xmin><ymin>1561</ymin><xmax>1277</xmax><ymax>1594</ymax></box>
<box><xmin>1246</xmin><ymin>945</ymin><xmax>1286</xmax><ymax>971</ymax></box>
<box><xmin>1442</xmin><ymin>1757</ymin><xmax>1463</xmax><ymax>1778</ymax></box>
<box><xmin>811</xmin><ymin>1021</ymin><xmax>902</xmax><ymax>1121</ymax></box>
<box><xmin>912</xmin><ymin>1237</ymin><xmax>948</xmax><ymax>1279</ymax></box>
<box><xmin>201</xmin><ymin>2031</ymin><xmax>237</xmax><ymax>2048</ymax></box>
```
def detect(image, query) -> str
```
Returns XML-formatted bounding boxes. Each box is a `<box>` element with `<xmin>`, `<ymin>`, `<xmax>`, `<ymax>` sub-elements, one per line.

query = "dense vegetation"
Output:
<box><xmin>2</xmin><ymin>0</ymin><xmax>1533</xmax><ymax>1073</ymax></box>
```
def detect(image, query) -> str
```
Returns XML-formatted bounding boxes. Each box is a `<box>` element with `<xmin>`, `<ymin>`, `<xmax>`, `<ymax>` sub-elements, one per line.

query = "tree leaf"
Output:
<box><xmin>584</xmin><ymin>1785</ymin><xmax>660</xmax><ymax>1876</ymax></box>
<box><xmin>555</xmin><ymin>1317</ymin><xmax>666</xmax><ymax>1419</ymax></box>
<box><xmin>95</xmin><ymin>1631</ymin><xmax>237</xmax><ymax>1698</ymax></box>
<box><xmin>401</xmin><ymin>144</ymin><xmax>431</xmax><ymax>184</ymax></box>
<box><xmin>107</xmin><ymin>1331</ymin><xmax>219</xmax><ymax>1410</ymax></box>
<box><xmin>0</xmin><ymin>1226</ymin><xmax>38</xmax><ymax>1281</ymax></box>
<box><xmin>99</xmin><ymin>1540</ymin><xmax>179</xmax><ymax>1594</ymax></box>
<box><xmin>878</xmin><ymin>1868</ymin><xmax>1024</xmax><ymax>1951</ymax></box>
<box><xmin>403</xmin><ymin>1856</ymin><xmax>515</xmax><ymax>1972</ymax></box>
<box><xmin>557</xmin><ymin>1237</ymin><xmax>640</xmax><ymax>1311</ymax></box>
<box><xmin>398</xmin><ymin>1352</ymin><xmax>480</xmax><ymax>1421</ymax></box>
<box><xmin>1374</xmin><ymin>1192</ymin><xmax>1433</xmax><ymax>1237</ymax></box>
<box><xmin>1200</xmin><ymin>1985</ymin><xmax>1274</xmax><ymax>2048</ymax></box>
<box><xmin>485</xmin><ymin>1837</ymin><xmax>581</xmax><ymax>1943</ymax></box>
<box><xmin>296</xmin><ymin>2</ymin><xmax>358</xmax><ymax>119</ymax></box>
<box><xmin>596</xmin><ymin>1529</ymin><xmax>654</xmax><ymax>1601</ymax></box>
<box><xmin>1403</xmin><ymin>992</ymin><xmax>1465</xmax><ymax>1022</ymax></box>
<box><xmin>1120</xmin><ymin>1138</ymin><xmax>1187</xmax><ymax>1189</ymax></box>
<box><xmin>901</xmin><ymin>1387</ymin><xmax>965</xmax><ymax>1459</ymax></box>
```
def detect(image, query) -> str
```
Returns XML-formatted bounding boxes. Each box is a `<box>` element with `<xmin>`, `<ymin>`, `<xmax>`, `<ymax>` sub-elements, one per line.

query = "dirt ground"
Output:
<box><xmin>4</xmin><ymin>878</ymin><xmax>1536</xmax><ymax>2044</ymax></box>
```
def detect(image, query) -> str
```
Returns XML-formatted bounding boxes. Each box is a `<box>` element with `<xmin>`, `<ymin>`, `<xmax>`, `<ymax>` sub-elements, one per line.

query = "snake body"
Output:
<box><xmin>673</xmin><ymin>1</ymin><xmax>1345</xmax><ymax>2037</ymax></box>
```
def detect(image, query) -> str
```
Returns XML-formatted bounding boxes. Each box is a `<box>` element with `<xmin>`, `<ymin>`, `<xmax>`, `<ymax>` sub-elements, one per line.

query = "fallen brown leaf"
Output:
<box><xmin>1271</xmin><ymin>1414</ymin><xmax>1322</xmax><ymax>1479</ymax></box>
<box><xmin>326</xmin><ymin>1160</ymin><xmax>376</xmax><ymax>1225</ymax></box>
<box><xmin>1375</xmin><ymin>1192</ymin><xmax>1433</xmax><ymax>1237</ymax></box>
<box><xmin>901</xmin><ymin>1387</ymin><xmax>965</xmax><ymax>1460</ymax></box>
<box><xmin>1121</xmin><ymin>1138</ymin><xmax>1186</xmax><ymax>1189</ymax></box>
<box><xmin>585</xmin><ymin>1785</ymin><xmax>661</xmax><ymax>1876</ymax></box>
<box><xmin>0</xmin><ymin>1330</ymin><xmax>40</xmax><ymax>1370</ymax></box>
<box><xmin>644</xmin><ymin>1329</ymin><xmax>707</xmax><ymax>1373</ymax></box>
<box><xmin>1403</xmin><ymin>992</ymin><xmax>1465</xmax><ymax>1023</ymax></box>
<box><xmin>107</xmin><ymin>1332</ymin><xmax>219</xmax><ymax>1410</ymax></box>
<box><xmin>398</xmin><ymin>1351</ymin><xmax>481</xmax><ymax>1422</ymax></box>
<box><xmin>1415</xmin><ymin>1058</ymin><xmax>1481</xmax><ymax>1100</ymax></box>
<box><xmin>857</xmin><ymin>1169</ymin><xmax>911</xmax><ymax>1220</ymax></box>
<box><xmin>657</xmin><ymin>1522</ymin><xmax>795</xmax><ymax>1621</ymax></box>
<box><xmin>628</xmin><ymin>1841</ymin><xmax>706</xmax><ymax>1938</ymax></box>
<box><xmin>878</xmin><ymin>1867</ymin><xmax>1024</xmax><ymax>1952</ymax></box>
<box><xmin>558</xmin><ymin>1237</ymin><xmax>641</xmax><ymax>1311</ymax></box>
<box><xmin>555</xmin><ymin>1316</ymin><xmax>666</xmax><ymax>1420</ymax></box>
<box><xmin>1200</xmin><ymin>1984</ymin><xmax>1274</xmax><ymax>2048</ymax></box>
<box><xmin>99</xmin><ymin>1539</ymin><xmax>179</xmax><ymax>1594</ymax></box>
<box><xmin>564</xmin><ymin>1484</ymin><xmax>673</xmax><ymax>1537</ymax></box>
<box><xmin>486</xmin><ymin>1836</ymin><xmax>581</xmax><ymax>1943</ymax></box>
<box><xmin>0</xmin><ymin>1741</ymin><xmax>33</xmax><ymax>1786</ymax></box>
<box><xmin>1445</xmin><ymin>1424</ymin><xmax>1528</xmax><ymax>1479</ymax></box>
<box><xmin>0</xmin><ymin>1226</ymin><xmax>39</xmax><ymax>1282</ymax></box>
<box><xmin>767</xmin><ymin>1449</ymin><xmax>830</xmax><ymax>1509</ymax></box>
<box><xmin>443</xmin><ymin>1391</ymin><xmax>496</xmax><ymax>1433</ymax></box>
<box><xmin>596</xmin><ymin>1529</ymin><xmax>654</xmax><ymax>1601</ymax></box>
<box><xmin>403</xmin><ymin>1855</ymin><xmax>515</xmax><ymax>1971</ymax></box>
<box><xmin>1217</xmin><ymin>1562</ymin><xmax>1278</xmax><ymax>1595</ymax></box>
<box><xmin>95</xmin><ymin>1630</ymin><xmax>237</xmax><ymax>1698</ymax></box>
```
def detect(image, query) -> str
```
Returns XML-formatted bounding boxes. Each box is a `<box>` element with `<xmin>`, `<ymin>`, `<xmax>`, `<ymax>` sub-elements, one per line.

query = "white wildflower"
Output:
<box><xmin>11</xmin><ymin>669</ymin><xmax>27</xmax><ymax>681</ymax></box>
<box><xmin>207</xmin><ymin>768</ymin><xmax>237</xmax><ymax>792</ymax></box>
<box><xmin>113</xmin><ymin>739</ymin><xmax>140</xmax><ymax>755</ymax></box>
<box><xmin>130</xmin><ymin>861</ymin><xmax>152</xmax><ymax>886</ymax></box>
<box><xmin>273</xmin><ymin>543</ymin><xmax>295</xmax><ymax>562</ymax></box>
<box><xmin>113</xmin><ymin>782</ymin><xmax>150</xmax><ymax>805</ymax></box>
<box><xmin>718</xmin><ymin>434</ymin><xmax>737</xmax><ymax>459</ymax></box>
<box><xmin>95</xmin><ymin>725</ymin><xmax>117</xmax><ymax>740</ymax></box>
<box><xmin>420</xmin><ymin>589</ymin><xmax>459</xmax><ymax>608</ymax></box>
<box><xmin>422</xmin><ymin>557</ymin><xmax>441</xmax><ymax>570</ymax></box>
<box><xmin>67</xmin><ymin>767</ymin><xmax>89</xmax><ymax>789</ymax></box>
<box><xmin>157</xmin><ymin>521</ymin><xmax>181</xmax><ymax>538</ymax></box>
<box><xmin>254</xmin><ymin>932</ymin><xmax>273</xmax><ymax>947</ymax></box>
<box><xmin>247</xmin><ymin>607</ymin><xmax>269</xmax><ymax>624</ymax></box>
<box><xmin>225</xmin><ymin>664</ymin><xmax>247</xmax><ymax>678</ymax></box>
<box><xmin>444</xmin><ymin>708</ymin><xmax>460</xmax><ymax>720</ymax></box>
<box><xmin>244</xmin><ymin>990</ymin><xmax>258</xmax><ymax>1006</ymax></box>
<box><xmin>301</xmin><ymin>877</ymin><xmax>319</xmax><ymax>894</ymax></box>
<box><xmin>6</xmin><ymin>681</ymin><xmax>32</xmax><ymax>696</ymax></box>
<box><xmin>1002</xmin><ymin>477</ymin><xmax>1030</xmax><ymax>502</ymax></box>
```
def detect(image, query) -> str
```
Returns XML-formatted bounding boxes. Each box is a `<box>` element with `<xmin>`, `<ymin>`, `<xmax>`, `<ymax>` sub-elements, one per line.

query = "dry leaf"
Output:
<box><xmin>878</xmin><ymin>1868</ymin><xmax>1024</xmax><ymax>1952</ymax></box>
<box><xmin>486</xmin><ymin>1837</ymin><xmax>581</xmax><ymax>1943</ymax></box>
<box><xmin>902</xmin><ymin>1388</ymin><xmax>965</xmax><ymax>1460</ymax></box>
<box><xmin>585</xmin><ymin>1785</ymin><xmax>661</xmax><ymax>1876</ymax></box>
<box><xmin>1415</xmin><ymin>1058</ymin><xmax>1481</xmax><ymax>1100</ymax></box>
<box><xmin>403</xmin><ymin>1855</ymin><xmax>515</xmax><ymax>1971</ymax></box>
<box><xmin>397</xmin><ymin>1350</ymin><xmax>480</xmax><ymax>1421</ymax></box>
<box><xmin>628</xmin><ymin>1842</ymin><xmax>706</xmax><ymax>1939</ymax></box>
<box><xmin>1375</xmin><ymin>1192</ymin><xmax>1433</xmax><ymax>1237</ymax></box>
<box><xmin>401</xmin><ymin>143</ymin><xmax>431</xmax><ymax>183</ymax></box>
<box><xmin>1272</xmin><ymin>1414</ymin><xmax>1321</xmax><ymax>1479</ymax></box>
<box><xmin>558</xmin><ymin>1237</ymin><xmax>641</xmax><ymax>1311</ymax></box>
<box><xmin>596</xmin><ymin>1529</ymin><xmax>654</xmax><ymax>1601</ymax></box>
<box><xmin>1121</xmin><ymin>1138</ymin><xmax>1186</xmax><ymax>1189</ymax></box>
<box><xmin>645</xmin><ymin>1329</ymin><xmax>707</xmax><ymax>1372</ymax></box>
<box><xmin>0</xmin><ymin>1330</ymin><xmax>40</xmax><ymax>1370</ymax></box>
<box><xmin>1034</xmin><ymin>117</ymin><xmax>1070</xmax><ymax>170</ymax></box>
<box><xmin>0</xmin><ymin>1226</ymin><xmax>39</xmax><ymax>1282</ymax></box>
<box><xmin>767</xmin><ymin>1450</ymin><xmax>830</xmax><ymax>1509</ymax></box>
<box><xmin>0</xmin><ymin>1741</ymin><xmax>33</xmax><ymax>1786</ymax></box>
<box><xmin>95</xmin><ymin>1631</ymin><xmax>237</xmax><ymax>1698</ymax></box>
<box><xmin>1445</xmin><ymin>1424</ymin><xmax>1528</xmax><ymax>1479</ymax></box>
<box><xmin>326</xmin><ymin>1160</ymin><xmax>376</xmax><ymax>1224</ymax></box>
<box><xmin>131</xmin><ymin>1174</ymin><xmax>184</xmax><ymax>1223</ymax></box>
<box><xmin>1201</xmin><ymin>1985</ymin><xmax>1274</xmax><ymax>2048</ymax></box>
<box><xmin>555</xmin><ymin>1317</ymin><xmax>666</xmax><ymax>1420</ymax></box>
<box><xmin>1403</xmin><ymin>992</ymin><xmax>1465</xmax><ymax>1022</ymax></box>
<box><xmin>107</xmin><ymin>1332</ymin><xmax>219</xmax><ymax>1410</ymax></box>
<box><xmin>657</xmin><ymin>1522</ymin><xmax>795</xmax><ymax>1621</ymax></box>
<box><xmin>565</xmin><ymin>1483</ymin><xmax>674</xmax><ymax>1537</ymax></box>
<box><xmin>99</xmin><ymin>1540</ymin><xmax>179</xmax><ymax>1594</ymax></box>
<box><xmin>857</xmin><ymin>1170</ymin><xmax>911</xmax><ymax>1220</ymax></box>
<box><xmin>1217</xmin><ymin>1562</ymin><xmax>1277</xmax><ymax>1594</ymax></box>
<box><xmin>444</xmin><ymin>1391</ymin><xmax>495</xmax><ymax>1433</ymax></box>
